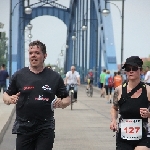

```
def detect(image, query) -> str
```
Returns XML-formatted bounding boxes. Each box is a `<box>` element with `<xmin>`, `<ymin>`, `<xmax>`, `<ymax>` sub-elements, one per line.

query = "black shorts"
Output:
<box><xmin>100</xmin><ymin>83</ymin><xmax>104</xmax><ymax>88</ymax></box>
<box><xmin>105</xmin><ymin>85</ymin><xmax>112</xmax><ymax>95</ymax></box>
<box><xmin>16</xmin><ymin>128</ymin><xmax>55</xmax><ymax>150</ymax></box>
<box><xmin>87</xmin><ymin>79</ymin><xmax>93</xmax><ymax>85</ymax></box>
<box><xmin>116</xmin><ymin>133</ymin><xmax>150</xmax><ymax>150</ymax></box>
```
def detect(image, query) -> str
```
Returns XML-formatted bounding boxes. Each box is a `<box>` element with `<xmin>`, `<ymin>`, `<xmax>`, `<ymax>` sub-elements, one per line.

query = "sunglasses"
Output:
<box><xmin>125</xmin><ymin>66</ymin><xmax>141</xmax><ymax>72</ymax></box>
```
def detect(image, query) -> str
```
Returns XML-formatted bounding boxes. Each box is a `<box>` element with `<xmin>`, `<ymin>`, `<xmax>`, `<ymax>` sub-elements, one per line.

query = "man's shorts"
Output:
<box><xmin>88</xmin><ymin>79</ymin><xmax>93</xmax><ymax>85</ymax></box>
<box><xmin>100</xmin><ymin>83</ymin><xmax>104</xmax><ymax>88</ymax></box>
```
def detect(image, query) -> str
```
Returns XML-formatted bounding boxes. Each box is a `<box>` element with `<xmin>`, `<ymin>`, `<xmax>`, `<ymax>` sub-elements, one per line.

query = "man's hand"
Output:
<box><xmin>9</xmin><ymin>92</ymin><xmax>20</xmax><ymax>104</ymax></box>
<box><xmin>53</xmin><ymin>98</ymin><xmax>64</xmax><ymax>109</ymax></box>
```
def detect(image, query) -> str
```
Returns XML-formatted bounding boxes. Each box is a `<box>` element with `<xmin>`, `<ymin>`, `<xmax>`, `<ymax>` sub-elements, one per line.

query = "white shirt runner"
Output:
<box><xmin>121</xmin><ymin>119</ymin><xmax>142</xmax><ymax>140</ymax></box>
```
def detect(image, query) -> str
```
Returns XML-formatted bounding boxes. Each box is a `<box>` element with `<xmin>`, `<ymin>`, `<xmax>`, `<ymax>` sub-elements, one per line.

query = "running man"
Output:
<box><xmin>3</xmin><ymin>40</ymin><xmax>70</xmax><ymax>150</ymax></box>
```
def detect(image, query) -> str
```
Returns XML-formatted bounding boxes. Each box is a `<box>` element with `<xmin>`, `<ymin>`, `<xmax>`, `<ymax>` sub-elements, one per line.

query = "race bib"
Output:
<box><xmin>121</xmin><ymin>119</ymin><xmax>142</xmax><ymax>140</ymax></box>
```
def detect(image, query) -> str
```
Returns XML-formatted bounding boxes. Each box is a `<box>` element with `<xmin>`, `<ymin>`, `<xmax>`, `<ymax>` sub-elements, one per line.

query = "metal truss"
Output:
<box><xmin>30</xmin><ymin>0</ymin><xmax>68</xmax><ymax>9</ymax></box>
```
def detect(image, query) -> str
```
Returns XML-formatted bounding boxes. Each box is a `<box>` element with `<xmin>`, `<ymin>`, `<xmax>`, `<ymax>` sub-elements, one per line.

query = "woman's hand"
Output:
<box><xmin>140</xmin><ymin>108</ymin><xmax>149</xmax><ymax>118</ymax></box>
<box><xmin>110</xmin><ymin>119</ymin><xmax>118</xmax><ymax>132</ymax></box>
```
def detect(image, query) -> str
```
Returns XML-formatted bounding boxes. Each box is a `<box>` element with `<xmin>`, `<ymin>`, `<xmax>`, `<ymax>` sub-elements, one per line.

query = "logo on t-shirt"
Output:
<box><xmin>35</xmin><ymin>95</ymin><xmax>49</xmax><ymax>101</ymax></box>
<box><xmin>42</xmin><ymin>85</ymin><xmax>51</xmax><ymax>90</ymax></box>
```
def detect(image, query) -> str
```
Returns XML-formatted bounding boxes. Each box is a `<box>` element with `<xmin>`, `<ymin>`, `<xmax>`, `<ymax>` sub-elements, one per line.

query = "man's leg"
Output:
<box><xmin>74</xmin><ymin>85</ymin><xmax>78</xmax><ymax>100</ymax></box>
<box><xmin>66</xmin><ymin>84</ymin><xmax>70</xmax><ymax>95</ymax></box>
<box><xmin>16</xmin><ymin>133</ymin><xmax>36</xmax><ymax>150</ymax></box>
<box><xmin>100</xmin><ymin>83</ymin><xmax>103</xmax><ymax>97</ymax></box>
<box><xmin>2</xmin><ymin>83</ymin><xmax>7</xmax><ymax>93</ymax></box>
<box><xmin>36</xmin><ymin>129</ymin><xmax>55</xmax><ymax>150</ymax></box>
<box><xmin>109</xmin><ymin>87</ymin><xmax>112</xmax><ymax>103</ymax></box>
<box><xmin>105</xmin><ymin>85</ymin><xmax>109</xmax><ymax>103</ymax></box>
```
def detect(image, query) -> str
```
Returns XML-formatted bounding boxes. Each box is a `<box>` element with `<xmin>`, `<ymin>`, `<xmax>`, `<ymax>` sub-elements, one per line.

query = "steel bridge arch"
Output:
<box><xmin>10</xmin><ymin>0</ymin><xmax>70</xmax><ymax>76</ymax></box>
<box><xmin>10</xmin><ymin>0</ymin><xmax>117</xmax><ymax>84</ymax></box>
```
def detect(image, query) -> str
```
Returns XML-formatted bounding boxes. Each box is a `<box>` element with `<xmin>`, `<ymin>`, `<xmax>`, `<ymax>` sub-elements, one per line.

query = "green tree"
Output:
<box><xmin>0</xmin><ymin>32</ymin><xmax>8</xmax><ymax>66</ymax></box>
<box><xmin>143</xmin><ymin>60</ymin><xmax>150</xmax><ymax>70</ymax></box>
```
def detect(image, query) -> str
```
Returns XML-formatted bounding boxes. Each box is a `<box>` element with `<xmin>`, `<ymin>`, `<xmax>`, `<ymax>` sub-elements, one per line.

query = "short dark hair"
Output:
<box><xmin>103</xmin><ymin>69</ymin><xmax>106</xmax><ymax>72</ymax></box>
<box><xmin>118</xmin><ymin>71</ymin><xmax>121</xmax><ymax>75</ymax></box>
<box><xmin>47</xmin><ymin>65</ymin><xmax>52</xmax><ymax>69</ymax></box>
<box><xmin>29</xmin><ymin>40</ymin><xmax>46</xmax><ymax>54</ymax></box>
<box><xmin>1</xmin><ymin>64</ymin><xmax>5</xmax><ymax>68</ymax></box>
<box><xmin>114</xmin><ymin>72</ymin><xmax>117</xmax><ymax>76</ymax></box>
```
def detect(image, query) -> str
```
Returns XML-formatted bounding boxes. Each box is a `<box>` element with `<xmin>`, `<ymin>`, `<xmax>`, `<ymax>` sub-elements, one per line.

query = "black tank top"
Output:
<box><xmin>119</xmin><ymin>82</ymin><xmax>148</xmax><ymax>122</ymax></box>
<box><xmin>118</xmin><ymin>82</ymin><xmax>149</xmax><ymax>139</ymax></box>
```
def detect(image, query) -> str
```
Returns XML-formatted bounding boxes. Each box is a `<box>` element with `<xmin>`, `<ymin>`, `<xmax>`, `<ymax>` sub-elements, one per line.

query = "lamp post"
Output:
<box><xmin>60</xmin><ymin>43</ymin><xmax>68</xmax><ymax>69</ymax></box>
<box><xmin>60</xmin><ymin>43</ymin><xmax>69</xmax><ymax>57</ymax></box>
<box><xmin>0</xmin><ymin>22</ymin><xmax>4</xmax><ymax>29</ymax></box>
<box><xmin>9</xmin><ymin>0</ymin><xmax>32</xmax><ymax>77</ymax></box>
<box><xmin>27</xmin><ymin>23</ymin><xmax>33</xmax><ymax>43</ymax></box>
<box><xmin>102</xmin><ymin>0</ymin><xmax>125</xmax><ymax>71</ymax></box>
<box><xmin>82</xmin><ymin>19</ymin><xmax>98</xmax><ymax>86</ymax></box>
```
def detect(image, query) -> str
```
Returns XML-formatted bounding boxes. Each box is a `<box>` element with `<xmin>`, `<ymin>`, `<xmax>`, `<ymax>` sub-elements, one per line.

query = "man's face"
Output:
<box><xmin>71</xmin><ymin>67</ymin><xmax>75</xmax><ymax>73</ymax></box>
<box><xmin>29</xmin><ymin>45</ymin><xmax>47</xmax><ymax>68</ymax></box>
<box><xmin>125</xmin><ymin>65</ymin><xmax>141</xmax><ymax>80</ymax></box>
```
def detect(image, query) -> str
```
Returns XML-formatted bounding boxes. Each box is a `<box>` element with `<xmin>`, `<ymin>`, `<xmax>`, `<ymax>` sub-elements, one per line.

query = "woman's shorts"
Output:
<box><xmin>116</xmin><ymin>133</ymin><xmax>150</xmax><ymax>150</ymax></box>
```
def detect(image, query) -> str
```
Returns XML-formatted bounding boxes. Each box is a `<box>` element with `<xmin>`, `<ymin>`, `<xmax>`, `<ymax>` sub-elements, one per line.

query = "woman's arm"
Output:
<box><xmin>111</xmin><ymin>88</ymin><xmax>119</xmax><ymax>121</ymax></box>
<box><xmin>110</xmin><ymin>87</ymin><xmax>120</xmax><ymax>131</ymax></box>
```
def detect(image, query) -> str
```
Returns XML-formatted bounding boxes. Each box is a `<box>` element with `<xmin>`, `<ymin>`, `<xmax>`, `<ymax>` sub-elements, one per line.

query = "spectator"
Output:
<box><xmin>0</xmin><ymin>64</ymin><xmax>9</xmax><ymax>93</ymax></box>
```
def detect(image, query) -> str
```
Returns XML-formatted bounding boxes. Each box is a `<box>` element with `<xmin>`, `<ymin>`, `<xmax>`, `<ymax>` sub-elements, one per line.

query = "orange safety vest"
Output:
<box><xmin>113</xmin><ymin>75</ymin><xmax>122</xmax><ymax>88</ymax></box>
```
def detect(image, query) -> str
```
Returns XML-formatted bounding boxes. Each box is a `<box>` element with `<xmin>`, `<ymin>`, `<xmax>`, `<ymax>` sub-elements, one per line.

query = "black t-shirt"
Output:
<box><xmin>6</xmin><ymin>67</ymin><xmax>68</xmax><ymax>134</ymax></box>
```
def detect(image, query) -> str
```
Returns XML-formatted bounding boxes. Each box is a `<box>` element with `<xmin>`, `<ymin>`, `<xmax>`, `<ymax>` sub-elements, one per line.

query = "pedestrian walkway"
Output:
<box><xmin>53</xmin><ymin>85</ymin><xmax>115</xmax><ymax>150</ymax></box>
<box><xmin>0</xmin><ymin>93</ymin><xmax>15</xmax><ymax>144</ymax></box>
<box><xmin>0</xmin><ymin>86</ymin><xmax>115</xmax><ymax>150</ymax></box>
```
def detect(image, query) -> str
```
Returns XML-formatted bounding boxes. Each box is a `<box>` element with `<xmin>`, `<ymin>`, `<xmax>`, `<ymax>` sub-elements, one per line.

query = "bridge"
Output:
<box><xmin>9</xmin><ymin>0</ymin><xmax>118</xmax><ymax>83</ymax></box>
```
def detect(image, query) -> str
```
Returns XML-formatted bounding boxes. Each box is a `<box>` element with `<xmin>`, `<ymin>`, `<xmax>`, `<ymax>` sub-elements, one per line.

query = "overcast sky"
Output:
<box><xmin>0</xmin><ymin>0</ymin><xmax>150</xmax><ymax>68</ymax></box>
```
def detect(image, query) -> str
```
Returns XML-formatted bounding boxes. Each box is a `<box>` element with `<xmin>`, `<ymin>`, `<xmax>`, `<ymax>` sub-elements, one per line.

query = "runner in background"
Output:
<box><xmin>113</xmin><ymin>71</ymin><xmax>122</xmax><ymax>89</ymax></box>
<box><xmin>105</xmin><ymin>70</ymin><xmax>113</xmax><ymax>103</ymax></box>
<box><xmin>100</xmin><ymin>69</ymin><xmax>106</xmax><ymax>97</ymax></box>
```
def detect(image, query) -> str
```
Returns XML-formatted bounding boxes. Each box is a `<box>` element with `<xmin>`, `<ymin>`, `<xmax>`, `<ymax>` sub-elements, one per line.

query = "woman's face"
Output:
<box><xmin>125</xmin><ymin>65</ymin><xmax>141</xmax><ymax>80</ymax></box>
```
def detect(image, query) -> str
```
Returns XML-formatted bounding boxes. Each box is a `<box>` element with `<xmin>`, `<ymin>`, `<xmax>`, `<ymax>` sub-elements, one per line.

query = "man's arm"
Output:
<box><xmin>3</xmin><ymin>92</ymin><xmax>20</xmax><ymax>105</ymax></box>
<box><xmin>64</xmin><ymin>72</ymin><xmax>69</xmax><ymax>85</ymax></box>
<box><xmin>64</xmin><ymin>77</ymin><xmax>68</xmax><ymax>85</ymax></box>
<box><xmin>77</xmin><ymin>77</ymin><xmax>80</xmax><ymax>85</ymax></box>
<box><xmin>3</xmin><ymin>92</ymin><xmax>11</xmax><ymax>105</ymax></box>
<box><xmin>62</xmin><ymin>96</ymin><xmax>71</xmax><ymax>108</ymax></box>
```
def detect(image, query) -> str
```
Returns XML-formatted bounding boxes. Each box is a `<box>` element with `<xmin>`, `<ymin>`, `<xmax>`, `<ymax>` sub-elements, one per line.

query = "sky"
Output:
<box><xmin>0</xmin><ymin>0</ymin><xmax>150</xmax><ymax>68</ymax></box>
